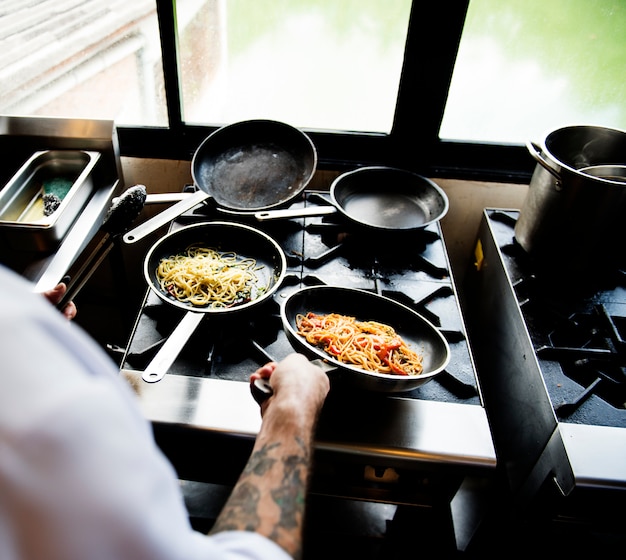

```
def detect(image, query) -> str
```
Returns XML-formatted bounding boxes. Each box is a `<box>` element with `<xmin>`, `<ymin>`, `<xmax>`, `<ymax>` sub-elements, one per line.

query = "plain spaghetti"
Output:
<box><xmin>296</xmin><ymin>312</ymin><xmax>423</xmax><ymax>376</ymax></box>
<box><xmin>156</xmin><ymin>244</ymin><xmax>264</xmax><ymax>307</ymax></box>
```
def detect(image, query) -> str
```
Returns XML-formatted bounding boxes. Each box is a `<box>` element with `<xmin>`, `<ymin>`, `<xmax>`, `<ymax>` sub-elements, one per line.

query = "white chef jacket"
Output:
<box><xmin>0</xmin><ymin>265</ymin><xmax>290</xmax><ymax>560</ymax></box>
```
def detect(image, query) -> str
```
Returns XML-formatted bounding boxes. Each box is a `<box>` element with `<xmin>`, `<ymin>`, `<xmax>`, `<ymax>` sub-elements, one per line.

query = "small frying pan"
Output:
<box><xmin>123</xmin><ymin>120</ymin><xmax>317</xmax><ymax>244</ymax></box>
<box><xmin>141</xmin><ymin>221</ymin><xmax>287</xmax><ymax>383</ymax></box>
<box><xmin>279</xmin><ymin>285</ymin><xmax>450</xmax><ymax>393</ymax></box>
<box><xmin>255</xmin><ymin>166</ymin><xmax>449</xmax><ymax>232</ymax></box>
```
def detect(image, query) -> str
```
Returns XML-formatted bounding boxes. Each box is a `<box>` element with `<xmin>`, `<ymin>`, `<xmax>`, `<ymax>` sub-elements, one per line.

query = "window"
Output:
<box><xmin>1</xmin><ymin>1</ymin><xmax>623</xmax><ymax>181</ymax></box>
<box><xmin>177</xmin><ymin>0</ymin><xmax>412</xmax><ymax>134</ymax></box>
<box><xmin>0</xmin><ymin>0</ymin><xmax>166</xmax><ymax>126</ymax></box>
<box><xmin>441</xmin><ymin>0</ymin><xmax>626</xmax><ymax>144</ymax></box>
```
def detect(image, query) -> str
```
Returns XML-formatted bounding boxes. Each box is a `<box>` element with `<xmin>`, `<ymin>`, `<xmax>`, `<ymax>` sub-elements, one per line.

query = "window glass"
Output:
<box><xmin>440</xmin><ymin>0</ymin><xmax>626</xmax><ymax>143</ymax></box>
<box><xmin>177</xmin><ymin>0</ymin><xmax>412</xmax><ymax>133</ymax></box>
<box><xmin>0</xmin><ymin>0</ymin><xmax>166</xmax><ymax>126</ymax></box>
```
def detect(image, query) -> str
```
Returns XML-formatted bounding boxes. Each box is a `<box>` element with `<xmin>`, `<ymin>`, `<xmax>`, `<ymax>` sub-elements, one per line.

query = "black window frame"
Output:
<box><xmin>117</xmin><ymin>0</ymin><xmax>535</xmax><ymax>184</ymax></box>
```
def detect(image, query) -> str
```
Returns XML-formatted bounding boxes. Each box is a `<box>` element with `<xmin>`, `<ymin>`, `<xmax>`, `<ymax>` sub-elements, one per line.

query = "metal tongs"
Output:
<box><xmin>38</xmin><ymin>185</ymin><xmax>147</xmax><ymax>310</ymax></box>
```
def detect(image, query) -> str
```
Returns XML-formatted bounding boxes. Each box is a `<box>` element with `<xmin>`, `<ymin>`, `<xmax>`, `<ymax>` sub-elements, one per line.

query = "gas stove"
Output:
<box><xmin>124</xmin><ymin>190</ymin><xmax>481</xmax><ymax>405</ymax></box>
<box><xmin>120</xmin><ymin>189</ymin><xmax>495</xmax><ymax>546</ymax></box>
<box><xmin>463</xmin><ymin>208</ymin><xmax>626</xmax><ymax>539</ymax></box>
<box><xmin>486</xmin><ymin>209</ymin><xmax>626</xmax><ymax>429</ymax></box>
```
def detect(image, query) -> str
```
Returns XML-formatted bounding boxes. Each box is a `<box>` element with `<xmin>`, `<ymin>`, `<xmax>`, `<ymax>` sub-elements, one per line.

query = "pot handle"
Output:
<box><xmin>526</xmin><ymin>140</ymin><xmax>563</xmax><ymax>190</ymax></box>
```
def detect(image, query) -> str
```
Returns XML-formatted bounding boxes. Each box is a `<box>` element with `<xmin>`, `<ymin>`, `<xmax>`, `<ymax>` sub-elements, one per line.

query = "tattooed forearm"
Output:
<box><xmin>211</xmin><ymin>436</ymin><xmax>313</xmax><ymax>556</ymax></box>
<box><xmin>207</xmin><ymin>353</ymin><xmax>330</xmax><ymax>558</ymax></box>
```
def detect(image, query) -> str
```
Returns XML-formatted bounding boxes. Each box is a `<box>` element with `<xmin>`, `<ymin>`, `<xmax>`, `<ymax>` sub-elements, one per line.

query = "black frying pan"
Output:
<box><xmin>255</xmin><ymin>166</ymin><xmax>449</xmax><ymax>233</ymax></box>
<box><xmin>280</xmin><ymin>285</ymin><xmax>450</xmax><ymax>392</ymax></box>
<box><xmin>141</xmin><ymin>221</ymin><xmax>287</xmax><ymax>383</ymax></box>
<box><xmin>123</xmin><ymin>120</ymin><xmax>317</xmax><ymax>244</ymax></box>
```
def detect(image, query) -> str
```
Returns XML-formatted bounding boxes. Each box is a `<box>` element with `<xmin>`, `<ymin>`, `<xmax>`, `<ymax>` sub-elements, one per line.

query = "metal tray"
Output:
<box><xmin>0</xmin><ymin>150</ymin><xmax>100</xmax><ymax>251</ymax></box>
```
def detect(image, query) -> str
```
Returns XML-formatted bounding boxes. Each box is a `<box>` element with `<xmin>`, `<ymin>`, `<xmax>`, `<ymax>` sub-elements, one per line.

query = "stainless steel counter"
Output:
<box><xmin>121</xmin><ymin>369</ymin><xmax>496</xmax><ymax>476</ymax></box>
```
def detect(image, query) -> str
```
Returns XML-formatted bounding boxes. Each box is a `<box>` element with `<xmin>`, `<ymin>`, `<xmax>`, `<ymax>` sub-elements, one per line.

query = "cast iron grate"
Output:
<box><xmin>538</xmin><ymin>305</ymin><xmax>626</xmax><ymax>413</ymax></box>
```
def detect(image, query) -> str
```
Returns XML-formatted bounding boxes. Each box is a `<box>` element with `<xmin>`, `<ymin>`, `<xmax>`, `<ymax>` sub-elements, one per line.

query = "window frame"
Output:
<box><xmin>116</xmin><ymin>0</ymin><xmax>535</xmax><ymax>184</ymax></box>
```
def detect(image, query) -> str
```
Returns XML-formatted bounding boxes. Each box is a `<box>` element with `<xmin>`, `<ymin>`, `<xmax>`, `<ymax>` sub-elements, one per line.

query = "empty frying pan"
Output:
<box><xmin>255</xmin><ymin>166</ymin><xmax>449</xmax><ymax>233</ymax></box>
<box><xmin>123</xmin><ymin>120</ymin><xmax>317</xmax><ymax>244</ymax></box>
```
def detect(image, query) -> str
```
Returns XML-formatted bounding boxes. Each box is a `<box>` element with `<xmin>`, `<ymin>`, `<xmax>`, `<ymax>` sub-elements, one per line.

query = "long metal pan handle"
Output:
<box><xmin>142</xmin><ymin>311</ymin><xmax>205</xmax><ymax>383</ymax></box>
<box><xmin>526</xmin><ymin>140</ymin><xmax>563</xmax><ymax>189</ymax></box>
<box><xmin>123</xmin><ymin>190</ymin><xmax>209</xmax><ymax>244</ymax></box>
<box><xmin>254</xmin><ymin>205</ymin><xmax>337</xmax><ymax>221</ymax></box>
<box><xmin>144</xmin><ymin>192</ymin><xmax>192</xmax><ymax>204</ymax></box>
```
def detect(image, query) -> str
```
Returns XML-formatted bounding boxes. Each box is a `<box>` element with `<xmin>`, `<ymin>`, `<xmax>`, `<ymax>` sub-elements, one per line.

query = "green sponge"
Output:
<box><xmin>42</xmin><ymin>177</ymin><xmax>73</xmax><ymax>216</ymax></box>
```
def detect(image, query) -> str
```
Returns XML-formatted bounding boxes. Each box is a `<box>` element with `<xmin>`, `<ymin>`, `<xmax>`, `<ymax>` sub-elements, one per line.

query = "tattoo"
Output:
<box><xmin>242</xmin><ymin>441</ymin><xmax>279</xmax><ymax>477</ymax></box>
<box><xmin>294</xmin><ymin>435</ymin><xmax>308</xmax><ymax>459</ymax></box>
<box><xmin>270</xmin><ymin>436</ymin><xmax>310</xmax><ymax>536</ymax></box>
<box><xmin>210</xmin><ymin>428</ymin><xmax>313</xmax><ymax>560</ymax></box>
<box><xmin>271</xmin><ymin>454</ymin><xmax>306</xmax><ymax>530</ymax></box>
<box><xmin>211</xmin><ymin>481</ymin><xmax>261</xmax><ymax>532</ymax></box>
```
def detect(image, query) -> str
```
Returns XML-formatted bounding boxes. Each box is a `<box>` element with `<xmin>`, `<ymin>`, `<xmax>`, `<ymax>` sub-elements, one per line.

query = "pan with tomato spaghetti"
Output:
<box><xmin>281</xmin><ymin>286</ymin><xmax>450</xmax><ymax>393</ymax></box>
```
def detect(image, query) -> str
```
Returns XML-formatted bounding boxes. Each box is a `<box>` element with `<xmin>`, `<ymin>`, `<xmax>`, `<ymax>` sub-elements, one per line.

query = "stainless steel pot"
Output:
<box><xmin>514</xmin><ymin>125</ymin><xmax>626</xmax><ymax>276</ymax></box>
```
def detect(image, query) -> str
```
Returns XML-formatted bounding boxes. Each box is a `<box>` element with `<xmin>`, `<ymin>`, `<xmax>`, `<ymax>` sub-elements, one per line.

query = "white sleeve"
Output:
<box><xmin>0</xmin><ymin>266</ymin><xmax>290</xmax><ymax>560</ymax></box>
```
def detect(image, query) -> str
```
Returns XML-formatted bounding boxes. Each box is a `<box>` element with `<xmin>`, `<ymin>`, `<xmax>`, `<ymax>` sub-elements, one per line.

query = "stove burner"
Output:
<box><xmin>381</xmin><ymin>287</ymin><xmax>450</xmax><ymax>327</ymax></box>
<box><xmin>124</xmin><ymin>287</ymin><xmax>292</xmax><ymax>381</ymax></box>
<box><xmin>380</xmin><ymin>287</ymin><xmax>478</xmax><ymax>399</ymax></box>
<box><xmin>478</xmin><ymin>208</ymin><xmax>626</xmax><ymax>428</ymax></box>
<box><xmin>537</xmin><ymin>305</ymin><xmax>626</xmax><ymax>414</ymax></box>
<box><xmin>303</xmin><ymin>220</ymin><xmax>447</xmax><ymax>279</ymax></box>
<box><xmin>492</xmin><ymin>209</ymin><xmax>626</xmax><ymax>296</ymax></box>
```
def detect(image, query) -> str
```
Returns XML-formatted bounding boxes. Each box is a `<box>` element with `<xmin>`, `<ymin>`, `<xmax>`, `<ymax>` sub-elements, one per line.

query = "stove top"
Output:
<box><xmin>464</xmin><ymin>208</ymin><xmax>626</xmax><ymax>498</ymax></box>
<box><xmin>123</xmin><ymin>190</ymin><xmax>480</xmax><ymax>405</ymax></box>
<box><xmin>119</xmin><ymin>190</ymin><xmax>495</xmax><ymax>491</ymax></box>
<box><xmin>486</xmin><ymin>209</ymin><xmax>626</xmax><ymax>427</ymax></box>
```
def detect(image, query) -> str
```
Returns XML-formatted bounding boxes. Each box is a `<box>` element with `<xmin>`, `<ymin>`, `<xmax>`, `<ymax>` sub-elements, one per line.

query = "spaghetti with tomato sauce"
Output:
<box><xmin>296</xmin><ymin>312</ymin><xmax>423</xmax><ymax>376</ymax></box>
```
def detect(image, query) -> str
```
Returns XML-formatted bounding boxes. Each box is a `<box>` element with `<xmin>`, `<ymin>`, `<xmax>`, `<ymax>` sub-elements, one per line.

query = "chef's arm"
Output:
<box><xmin>209</xmin><ymin>354</ymin><xmax>329</xmax><ymax>559</ymax></box>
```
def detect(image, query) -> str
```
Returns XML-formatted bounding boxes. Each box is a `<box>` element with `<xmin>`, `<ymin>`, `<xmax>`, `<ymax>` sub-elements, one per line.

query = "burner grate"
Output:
<box><xmin>538</xmin><ymin>305</ymin><xmax>626</xmax><ymax>414</ymax></box>
<box><xmin>122</xmin><ymin>190</ymin><xmax>481</xmax><ymax>405</ymax></box>
<box><xmin>483</xmin><ymin>208</ymin><xmax>626</xmax><ymax>426</ymax></box>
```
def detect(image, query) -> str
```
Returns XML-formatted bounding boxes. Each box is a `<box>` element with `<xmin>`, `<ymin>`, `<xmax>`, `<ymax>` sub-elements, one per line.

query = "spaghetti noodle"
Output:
<box><xmin>296</xmin><ymin>312</ymin><xmax>423</xmax><ymax>376</ymax></box>
<box><xmin>156</xmin><ymin>244</ymin><xmax>264</xmax><ymax>307</ymax></box>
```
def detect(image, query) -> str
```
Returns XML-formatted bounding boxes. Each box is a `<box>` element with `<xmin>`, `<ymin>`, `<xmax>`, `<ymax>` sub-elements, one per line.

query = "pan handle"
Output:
<box><xmin>254</xmin><ymin>206</ymin><xmax>337</xmax><ymax>221</ymax></box>
<box><xmin>250</xmin><ymin>358</ymin><xmax>334</xmax><ymax>403</ymax></box>
<box><xmin>143</xmin><ymin>192</ymin><xmax>192</xmax><ymax>204</ymax></box>
<box><xmin>142</xmin><ymin>311</ymin><xmax>205</xmax><ymax>383</ymax></box>
<box><xmin>123</xmin><ymin>190</ymin><xmax>210</xmax><ymax>244</ymax></box>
